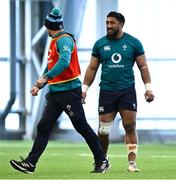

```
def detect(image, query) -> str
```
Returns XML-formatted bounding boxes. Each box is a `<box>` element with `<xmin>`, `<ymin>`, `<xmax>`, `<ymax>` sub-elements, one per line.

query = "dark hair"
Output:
<box><xmin>107</xmin><ymin>11</ymin><xmax>125</xmax><ymax>25</ymax></box>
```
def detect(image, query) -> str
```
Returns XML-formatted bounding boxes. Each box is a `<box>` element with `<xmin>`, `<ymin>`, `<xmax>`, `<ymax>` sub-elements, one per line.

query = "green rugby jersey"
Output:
<box><xmin>92</xmin><ymin>32</ymin><xmax>144</xmax><ymax>90</ymax></box>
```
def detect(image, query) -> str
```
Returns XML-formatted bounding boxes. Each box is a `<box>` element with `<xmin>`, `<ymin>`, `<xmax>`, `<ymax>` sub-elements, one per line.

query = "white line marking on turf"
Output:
<box><xmin>1</xmin><ymin>151</ymin><xmax>176</xmax><ymax>158</ymax></box>
<box><xmin>79</xmin><ymin>153</ymin><xmax>176</xmax><ymax>158</ymax></box>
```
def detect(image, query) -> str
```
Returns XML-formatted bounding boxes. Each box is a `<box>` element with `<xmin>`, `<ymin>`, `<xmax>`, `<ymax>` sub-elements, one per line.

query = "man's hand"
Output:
<box><xmin>81</xmin><ymin>84</ymin><xmax>89</xmax><ymax>104</ymax></box>
<box><xmin>30</xmin><ymin>85</ymin><xmax>40</xmax><ymax>96</ymax></box>
<box><xmin>82</xmin><ymin>92</ymin><xmax>87</xmax><ymax>104</ymax></box>
<box><xmin>144</xmin><ymin>90</ymin><xmax>154</xmax><ymax>103</ymax></box>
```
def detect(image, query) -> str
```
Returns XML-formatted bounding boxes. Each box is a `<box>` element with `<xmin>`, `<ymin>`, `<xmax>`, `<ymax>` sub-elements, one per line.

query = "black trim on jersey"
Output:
<box><xmin>92</xmin><ymin>53</ymin><xmax>100</xmax><ymax>59</ymax></box>
<box><xmin>134</xmin><ymin>52</ymin><xmax>145</xmax><ymax>58</ymax></box>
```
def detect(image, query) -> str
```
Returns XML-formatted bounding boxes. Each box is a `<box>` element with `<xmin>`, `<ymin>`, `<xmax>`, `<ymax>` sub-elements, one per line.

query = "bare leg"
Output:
<box><xmin>97</xmin><ymin>132</ymin><xmax>109</xmax><ymax>157</ymax></box>
<box><xmin>98</xmin><ymin>112</ymin><xmax>117</xmax><ymax>156</ymax></box>
<box><xmin>120</xmin><ymin>110</ymin><xmax>138</xmax><ymax>162</ymax></box>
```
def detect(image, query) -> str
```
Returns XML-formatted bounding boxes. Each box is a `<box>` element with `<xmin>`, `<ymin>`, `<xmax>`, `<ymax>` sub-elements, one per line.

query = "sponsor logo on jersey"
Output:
<box><xmin>104</xmin><ymin>46</ymin><xmax>111</xmax><ymax>51</ymax></box>
<box><xmin>109</xmin><ymin>53</ymin><xmax>124</xmax><ymax>68</ymax></box>
<box><xmin>108</xmin><ymin>64</ymin><xmax>124</xmax><ymax>68</ymax></box>
<box><xmin>111</xmin><ymin>53</ymin><xmax>122</xmax><ymax>63</ymax></box>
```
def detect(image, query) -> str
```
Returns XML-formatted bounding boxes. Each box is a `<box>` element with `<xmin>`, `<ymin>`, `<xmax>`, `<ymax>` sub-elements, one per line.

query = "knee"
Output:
<box><xmin>98</xmin><ymin>121</ymin><xmax>113</xmax><ymax>135</ymax></box>
<box><xmin>124</xmin><ymin>122</ymin><xmax>136</xmax><ymax>133</ymax></box>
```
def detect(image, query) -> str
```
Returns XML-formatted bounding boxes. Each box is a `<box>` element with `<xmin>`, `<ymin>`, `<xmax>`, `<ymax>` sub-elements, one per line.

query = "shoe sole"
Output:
<box><xmin>103</xmin><ymin>163</ymin><xmax>112</xmax><ymax>173</ymax></box>
<box><xmin>127</xmin><ymin>167</ymin><xmax>140</xmax><ymax>172</ymax></box>
<box><xmin>99</xmin><ymin>163</ymin><xmax>112</xmax><ymax>173</ymax></box>
<box><xmin>10</xmin><ymin>160</ymin><xmax>33</xmax><ymax>174</ymax></box>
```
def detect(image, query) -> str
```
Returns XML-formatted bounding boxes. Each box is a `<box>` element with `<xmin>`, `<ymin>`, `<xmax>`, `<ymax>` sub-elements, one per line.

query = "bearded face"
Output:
<box><xmin>106</xmin><ymin>17</ymin><xmax>122</xmax><ymax>39</ymax></box>
<box><xmin>106</xmin><ymin>27</ymin><xmax>120</xmax><ymax>39</ymax></box>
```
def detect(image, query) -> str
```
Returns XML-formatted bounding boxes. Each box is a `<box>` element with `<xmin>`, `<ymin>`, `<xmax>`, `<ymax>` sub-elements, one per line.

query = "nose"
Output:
<box><xmin>106</xmin><ymin>21</ymin><xmax>113</xmax><ymax>29</ymax></box>
<box><xmin>107</xmin><ymin>25</ymin><xmax>111</xmax><ymax>30</ymax></box>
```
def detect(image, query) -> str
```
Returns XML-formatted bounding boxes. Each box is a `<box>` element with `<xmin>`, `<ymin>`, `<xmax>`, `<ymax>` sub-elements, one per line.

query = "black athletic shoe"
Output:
<box><xmin>10</xmin><ymin>157</ymin><xmax>35</xmax><ymax>174</ymax></box>
<box><xmin>106</xmin><ymin>157</ymin><xmax>112</xmax><ymax>169</ymax></box>
<box><xmin>91</xmin><ymin>159</ymin><xmax>110</xmax><ymax>173</ymax></box>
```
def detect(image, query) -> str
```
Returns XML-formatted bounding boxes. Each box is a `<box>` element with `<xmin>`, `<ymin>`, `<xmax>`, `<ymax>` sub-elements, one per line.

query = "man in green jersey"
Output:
<box><xmin>82</xmin><ymin>11</ymin><xmax>154</xmax><ymax>172</ymax></box>
<box><xmin>10</xmin><ymin>8</ymin><xmax>110</xmax><ymax>174</ymax></box>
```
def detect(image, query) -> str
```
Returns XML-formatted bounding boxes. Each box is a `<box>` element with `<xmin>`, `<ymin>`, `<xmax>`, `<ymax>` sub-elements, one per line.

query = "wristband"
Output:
<box><xmin>34</xmin><ymin>84</ymin><xmax>41</xmax><ymax>89</ymax></box>
<box><xmin>82</xmin><ymin>84</ymin><xmax>89</xmax><ymax>93</ymax></box>
<box><xmin>34</xmin><ymin>81</ymin><xmax>47</xmax><ymax>89</ymax></box>
<box><xmin>145</xmin><ymin>83</ymin><xmax>152</xmax><ymax>91</ymax></box>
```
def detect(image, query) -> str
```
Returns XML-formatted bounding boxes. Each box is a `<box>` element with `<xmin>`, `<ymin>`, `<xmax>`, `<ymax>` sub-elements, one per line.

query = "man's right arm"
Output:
<box><xmin>83</xmin><ymin>56</ymin><xmax>100</xmax><ymax>86</ymax></box>
<box><xmin>82</xmin><ymin>56</ymin><xmax>100</xmax><ymax>103</ymax></box>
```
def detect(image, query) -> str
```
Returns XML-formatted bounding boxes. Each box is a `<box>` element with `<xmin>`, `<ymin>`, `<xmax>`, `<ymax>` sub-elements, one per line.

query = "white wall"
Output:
<box><xmin>1</xmin><ymin>0</ymin><xmax>176</xmax><ymax>130</ymax></box>
<box><xmin>0</xmin><ymin>0</ymin><xmax>10</xmax><ymax>57</ymax></box>
<box><xmin>118</xmin><ymin>0</ymin><xmax>176</xmax><ymax>59</ymax></box>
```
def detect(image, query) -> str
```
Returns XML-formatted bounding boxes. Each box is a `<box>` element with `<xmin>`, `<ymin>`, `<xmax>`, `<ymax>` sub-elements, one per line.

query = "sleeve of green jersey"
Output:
<box><xmin>91</xmin><ymin>41</ymin><xmax>100</xmax><ymax>58</ymax></box>
<box><xmin>42</xmin><ymin>66</ymin><xmax>48</xmax><ymax>75</ymax></box>
<box><xmin>45</xmin><ymin>36</ymin><xmax>74</xmax><ymax>78</ymax></box>
<box><xmin>134</xmin><ymin>38</ymin><xmax>145</xmax><ymax>58</ymax></box>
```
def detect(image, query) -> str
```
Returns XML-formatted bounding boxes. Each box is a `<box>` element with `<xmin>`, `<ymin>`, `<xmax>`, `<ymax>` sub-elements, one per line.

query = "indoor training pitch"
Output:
<box><xmin>0</xmin><ymin>141</ymin><xmax>176</xmax><ymax>179</ymax></box>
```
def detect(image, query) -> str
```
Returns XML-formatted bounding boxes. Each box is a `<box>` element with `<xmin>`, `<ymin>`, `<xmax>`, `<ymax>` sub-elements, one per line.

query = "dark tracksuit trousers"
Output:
<box><xmin>26</xmin><ymin>87</ymin><xmax>105</xmax><ymax>165</ymax></box>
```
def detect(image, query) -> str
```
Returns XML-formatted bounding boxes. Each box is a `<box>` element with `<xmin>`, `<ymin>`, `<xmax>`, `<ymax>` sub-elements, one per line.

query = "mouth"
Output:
<box><xmin>107</xmin><ymin>28</ymin><xmax>113</xmax><ymax>33</ymax></box>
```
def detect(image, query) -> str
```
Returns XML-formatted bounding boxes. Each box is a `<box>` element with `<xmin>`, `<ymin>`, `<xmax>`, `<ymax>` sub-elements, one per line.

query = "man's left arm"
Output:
<box><xmin>136</xmin><ymin>54</ymin><xmax>155</xmax><ymax>103</ymax></box>
<box><xmin>36</xmin><ymin>36</ymin><xmax>73</xmax><ymax>87</ymax></box>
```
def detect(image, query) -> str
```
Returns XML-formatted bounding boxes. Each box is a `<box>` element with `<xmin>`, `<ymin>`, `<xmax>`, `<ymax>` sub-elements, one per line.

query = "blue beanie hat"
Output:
<box><xmin>44</xmin><ymin>8</ymin><xmax>64</xmax><ymax>30</ymax></box>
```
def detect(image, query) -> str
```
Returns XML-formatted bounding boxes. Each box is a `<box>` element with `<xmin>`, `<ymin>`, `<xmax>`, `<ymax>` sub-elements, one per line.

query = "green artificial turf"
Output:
<box><xmin>0</xmin><ymin>140</ymin><xmax>176</xmax><ymax>179</ymax></box>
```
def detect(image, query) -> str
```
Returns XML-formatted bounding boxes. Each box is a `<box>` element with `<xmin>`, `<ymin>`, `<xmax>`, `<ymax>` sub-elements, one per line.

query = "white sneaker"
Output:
<box><xmin>127</xmin><ymin>161</ymin><xmax>140</xmax><ymax>172</ymax></box>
